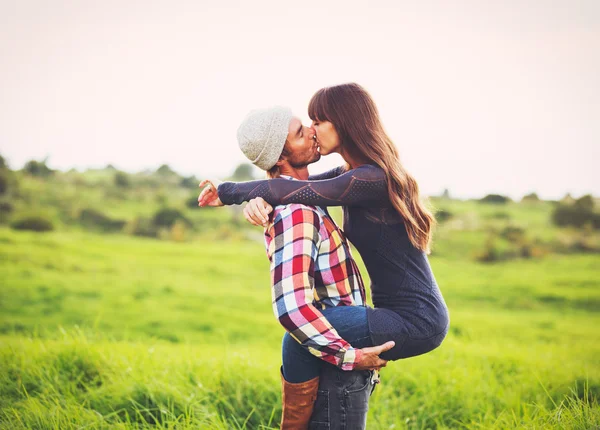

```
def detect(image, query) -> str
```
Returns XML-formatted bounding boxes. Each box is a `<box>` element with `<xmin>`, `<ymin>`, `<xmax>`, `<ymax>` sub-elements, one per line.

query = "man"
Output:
<box><xmin>199</xmin><ymin>107</ymin><xmax>393</xmax><ymax>429</ymax></box>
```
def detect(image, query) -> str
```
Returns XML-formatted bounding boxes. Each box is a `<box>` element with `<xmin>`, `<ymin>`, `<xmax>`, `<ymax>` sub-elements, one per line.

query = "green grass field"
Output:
<box><xmin>1</xmin><ymin>224</ymin><xmax>599</xmax><ymax>429</ymax></box>
<box><xmin>1</xmin><ymin>169</ymin><xmax>599</xmax><ymax>428</ymax></box>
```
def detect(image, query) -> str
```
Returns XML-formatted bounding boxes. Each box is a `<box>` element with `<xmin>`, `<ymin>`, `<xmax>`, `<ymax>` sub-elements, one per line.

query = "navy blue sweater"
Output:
<box><xmin>218</xmin><ymin>164</ymin><xmax>449</xmax><ymax>341</ymax></box>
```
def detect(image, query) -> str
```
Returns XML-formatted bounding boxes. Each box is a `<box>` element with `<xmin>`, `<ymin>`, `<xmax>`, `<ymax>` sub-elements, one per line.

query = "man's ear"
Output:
<box><xmin>274</xmin><ymin>156</ymin><xmax>286</xmax><ymax>166</ymax></box>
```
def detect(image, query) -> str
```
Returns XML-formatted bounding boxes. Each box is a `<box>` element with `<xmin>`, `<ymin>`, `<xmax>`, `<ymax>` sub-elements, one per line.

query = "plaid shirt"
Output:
<box><xmin>265</xmin><ymin>194</ymin><xmax>367</xmax><ymax>370</ymax></box>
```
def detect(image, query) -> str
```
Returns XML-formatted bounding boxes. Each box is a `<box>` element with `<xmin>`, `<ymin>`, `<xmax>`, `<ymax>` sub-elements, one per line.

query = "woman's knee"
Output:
<box><xmin>282</xmin><ymin>332</ymin><xmax>302</xmax><ymax>355</ymax></box>
<box><xmin>281</xmin><ymin>332</ymin><xmax>321</xmax><ymax>383</ymax></box>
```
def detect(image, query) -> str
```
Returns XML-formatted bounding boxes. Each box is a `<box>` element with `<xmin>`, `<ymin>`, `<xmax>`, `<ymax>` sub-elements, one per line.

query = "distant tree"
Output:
<box><xmin>0</xmin><ymin>170</ymin><xmax>8</xmax><ymax>195</ymax></box>
<box><xmin>574</xmin><ymin>194</ymin><xmax>594</xmax><ymax>211</ymax></box>
<box><xmin>156</xmin><ymin>164</ymin><xmax>176</xmax><ymax>176</ymax></box>
<box><xmin>105</xmin><ymin>164</ymin><xmax>117</xmax><ymax>171</ymax></box>
<box><xmin>552</xmin><ymin>194</ymin><xmax>599</xmax><ymax>229</ymax></box>
<box><xmin>479</xmin><ymin>194</ymin><xmax>511</xmax><ymax>204</ymax></box>
<box><xmin>440</xmin><ymin>188</ymin><xmax>451</xmax><ymax>199</ymax></box>
<box><xmin>180</xmin><ymin>175</ymin><xmax>198</xmax><ymax>189</ymax></box>
<box><xmin>114</xmin><ymin>171</ymin><xmax>131</xmax><ymax>188</ymax></box>
<box><xmin>231</xmin><ymin>163</ymin><xmax>256</xmax><ymax>181</ymax></box>
<box><xmin>561</xmin><ymin>193</ymin><xmax>575</xmax><ymax>205</ymax></box>
<box><xmin>0</xmin><ymin>158</ymin><xmax>17</xmax><ymax>195</ymax></box>
<box><xmin>521</xmin><ymin>192</ymin><xmax>540</xmax><ymax>203</ymax></box>
<box><xmin>0</xmin><ymin>201</ymin><xmax>13</xmax><ymax>223</ymax></box>
<box><xmin>23</xmin><ymin>159</ymin><xmax>53</xmax><ymax>177</ymax></box>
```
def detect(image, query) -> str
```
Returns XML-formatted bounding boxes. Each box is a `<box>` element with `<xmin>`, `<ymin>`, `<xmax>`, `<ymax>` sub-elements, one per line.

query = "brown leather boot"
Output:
<box><xmin>280</xmin><ymin>368</ymin><xmax>320</xmax><ymax>430</ymax></box>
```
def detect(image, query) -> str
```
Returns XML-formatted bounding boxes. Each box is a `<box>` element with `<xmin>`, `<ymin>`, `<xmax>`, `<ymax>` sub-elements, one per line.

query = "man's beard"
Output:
<box><xmin>289</xmin><ymin>152</ymin><xmax>321</xmax><ymax>168</ymax></box>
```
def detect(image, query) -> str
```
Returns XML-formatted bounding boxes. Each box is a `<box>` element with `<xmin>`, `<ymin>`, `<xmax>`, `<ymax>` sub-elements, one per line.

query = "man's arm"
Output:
<box><xmin>267</xmin><ymin>204</ymin><xmax>363</xmax><ymax>371</ymax></box>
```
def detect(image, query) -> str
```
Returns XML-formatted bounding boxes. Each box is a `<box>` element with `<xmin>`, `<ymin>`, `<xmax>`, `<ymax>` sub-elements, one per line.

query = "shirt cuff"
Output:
<box><xmin>340</xmin><ymin>347</ymin><xmax>362</xmax><ymax>371</ymax></box>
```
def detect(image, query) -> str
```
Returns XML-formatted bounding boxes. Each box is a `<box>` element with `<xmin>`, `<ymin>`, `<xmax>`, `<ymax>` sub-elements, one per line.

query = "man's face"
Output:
<box><xmin>284</xmin><ymin>117</ymin><xmax>321</xmax><ymax>168</ymax></box>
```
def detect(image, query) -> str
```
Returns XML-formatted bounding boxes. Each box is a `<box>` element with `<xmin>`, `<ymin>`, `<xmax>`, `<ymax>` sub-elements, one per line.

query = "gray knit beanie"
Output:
<box><xmin>236</xmin><ymin>106</ymin><xmax>293</xmax><ymax>171</ymax></box>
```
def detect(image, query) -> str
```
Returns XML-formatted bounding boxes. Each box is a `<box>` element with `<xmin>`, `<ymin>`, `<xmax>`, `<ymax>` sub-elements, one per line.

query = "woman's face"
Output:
<box><xmin>312</xmin><ymin>120</ymin><xmax>340</xmax><ymax>156</ymax></box>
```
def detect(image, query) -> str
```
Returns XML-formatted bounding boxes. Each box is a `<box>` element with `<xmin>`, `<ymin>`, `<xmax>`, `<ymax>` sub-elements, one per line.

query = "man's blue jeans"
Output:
<box><xmin>281</xmin><ymin>306</ymin><xmax>376</xmax><ymax>429</ymax></box>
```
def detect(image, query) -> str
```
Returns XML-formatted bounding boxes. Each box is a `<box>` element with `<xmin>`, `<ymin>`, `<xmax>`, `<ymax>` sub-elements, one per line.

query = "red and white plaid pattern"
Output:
<box><xmin>265</xmin><ymin>202</ymin><xmax>366</xmax><ymax>370</ymax></box>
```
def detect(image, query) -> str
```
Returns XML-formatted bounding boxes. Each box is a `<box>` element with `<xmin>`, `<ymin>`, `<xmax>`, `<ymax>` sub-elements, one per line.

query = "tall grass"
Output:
<box><xmin>1</xmin><ymin>227</ymin><xmax>598</xmax><ymax>428</ymax></box>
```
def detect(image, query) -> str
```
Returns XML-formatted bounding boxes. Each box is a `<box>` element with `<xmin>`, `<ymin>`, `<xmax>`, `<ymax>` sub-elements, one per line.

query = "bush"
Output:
<box><xmin>0</xmin><ymin>167</ymin><xmax>18</xmax><ymax>197</ymax></box>
<box><xmin>0</xmin><ymin>201</ymin><xmax>13</xmax><ymax>214</ymax></box>
<box><xmin>186</xmin><ymin>195</ymin><xmax>200</xmax><ymax>209</ymax></box>
<box><xmin>500</xmin><ymin>226</ymin><xmax>526</xmax><ymax>243</ymax></box>
<box><xmin>79</xmin><ymin>208</ymin><xmax>126</xmax><ymax>232</ymax></box>
<box><xmin>103</xmin><ymin>188</ymin><xmax>127</xmax><ymax>200</ymax></box>
<box><xmin>568</xmin><ymin>238</ymin><xmax>597</xmax><ymax>253</ymax></box>
<box><xmin>155</xmin><ymin>192</ymin><xmax>168</xmax><ymax>206</ymax></box>
<box><xmin>575</xmin><ymin>194</ymin><xmax>594</xmax><ymax>211</ymax></box>
<box><xmin>474</xmin><ymin>236</ymin><xmax>501</xmax><ymax>263</ymax></box>
<box><xmin>522</xmin><ymin>192</ymin><xmax>540</xmax><ymax>203</ymax></box>
<box><xmin>435</xmin><ymin>208</ymin><xmax>453</xmax><ymax>223</ymax></box>
<box><xmin>170</xmin><ymin>219</ymin><xmax>188</xmax><ymax>242</ymax></box>
<box><xmin>489</xmin><ymin>211</ymin><xmax>511</xmax><ymax>220</ymax></box>
<box><xmin>553</xmin><ymin>230</ymin><xmax>600</xmax><ymax>254</ymax></box>
<box><xmin>552</xmin><ymin>195</ymin><xmax>599</xmax><ymax>229</ymax></box>
<box><xmin>23</xmin><ymin>159</ymin><xmax>53</xmax><ymax>177</ymax></box>
<box><xmin>114</xmin><ymin>171</ymin><xmax>131</xmax><ymax>188</ymax></box>
<box><xmin>0</xmin><ymin>201</ymin><xmax>14</xmax><ymax>223</ymax></box>
<box><xmin>125</xmin><ymin>217</ymin><xmax>158</xmax><ymax>238</ymax></box>
<box><xmin>152</xmin><ymin>208</ymin><xmax>191</xmax><ymax>228</ymax></box>
<box><xmin>11</xmin><ymin>215</ymin><xmax>54</xmax><ymax>232</ymax></box>
<box><xmin>0</xmin><ymin>170</ymin><xmax>9</xmax><ymax>195</ymax></box>
<box><xmin>479</xmin><ymin>194</ymin><xmax>511</xmax><ymax>204</ymax></box>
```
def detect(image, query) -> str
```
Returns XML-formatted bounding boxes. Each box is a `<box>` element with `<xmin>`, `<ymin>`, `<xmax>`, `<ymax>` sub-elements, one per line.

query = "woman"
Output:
<box><xmin>199</xmin><ymin>83</ymin><xmax>450</xmax><ymax>426</ymax></box>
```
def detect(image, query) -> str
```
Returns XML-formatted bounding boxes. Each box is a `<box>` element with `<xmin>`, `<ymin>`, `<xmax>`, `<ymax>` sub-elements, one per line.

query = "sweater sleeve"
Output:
<box><xmin>308</xmin><ymin>165</ymin><xmax>346</xmax><ymax>181</ymax></box>
<box><xmin>218</xmin><ymin>164</ymin><xmax>389</xmax><ymax>207</ymax></box>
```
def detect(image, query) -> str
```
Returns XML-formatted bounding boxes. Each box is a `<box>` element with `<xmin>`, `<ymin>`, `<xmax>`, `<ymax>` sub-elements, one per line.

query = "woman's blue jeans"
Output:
<box><xmin>282</xmin><ymin>306</ymin><xmax>376</xmax><ymax>429</ymax></box>
<box><xmin>281</xmin><ymin>306</ymin><xmax>373</xmax><ymax>383</ymax></box>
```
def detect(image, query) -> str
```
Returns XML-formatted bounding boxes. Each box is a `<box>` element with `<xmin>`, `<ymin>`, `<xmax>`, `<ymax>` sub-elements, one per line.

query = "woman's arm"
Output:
<box><xmin>308</xmin><ymin>165</ymin><xmax>346</xmax><ymax>181</ymax></box>
<box><xmin>215</xmin><ymin>164</ymin><xmax>389</xmax><ymax>208</ymax></box>
<box><xmin>197</xmin><ymin>167</ymin><xmax>348</xmax><ymax>209</ymax></box>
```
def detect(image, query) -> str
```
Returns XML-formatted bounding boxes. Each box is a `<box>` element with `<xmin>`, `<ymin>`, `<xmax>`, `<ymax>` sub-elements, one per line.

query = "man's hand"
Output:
<box><xmin>354</xmin><ymin>341</ymin><xmax>395</xmax><ymax>371</ymax></box>
<box><xmin>198</xmin><ymin>180</ymin><xmax>224</xmax><ymax>207</ymax></box>
<box><xmin>243</xmin><ymin>197</ymin><xmax>273</xmax><ymax>227</ymax></box>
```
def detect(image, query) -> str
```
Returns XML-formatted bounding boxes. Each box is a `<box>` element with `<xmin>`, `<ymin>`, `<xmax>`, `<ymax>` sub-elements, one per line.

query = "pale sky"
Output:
<box><xmin>0</xmin><ymin>0</ymin><xmax>598</xmax><ymax>199</ymax></box>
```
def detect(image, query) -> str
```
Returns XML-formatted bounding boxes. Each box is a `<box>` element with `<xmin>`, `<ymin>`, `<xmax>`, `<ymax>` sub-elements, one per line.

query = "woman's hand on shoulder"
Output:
<box><xmin>243</xmin><ymin>197</ymin><xmax>273</xmax><ymax>227</ymax></box>
<box><xmin>198</xmin><ymin>179</ymin><xmax>224</xmax><ymax>207</ymax></box>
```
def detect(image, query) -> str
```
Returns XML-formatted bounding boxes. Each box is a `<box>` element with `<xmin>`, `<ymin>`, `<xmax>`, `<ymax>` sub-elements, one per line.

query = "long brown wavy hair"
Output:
<box><xmin>308</xmin><ymin>83</ymin><xmax>436</xmax><ymax>253</ymax></box>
